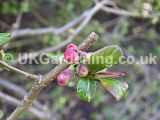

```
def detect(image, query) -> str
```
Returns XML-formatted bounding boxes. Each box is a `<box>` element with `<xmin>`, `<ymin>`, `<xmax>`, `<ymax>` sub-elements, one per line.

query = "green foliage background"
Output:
<box><xmin>0</xmin><ymin>0</ymin><xmax>160</xmax><ymax>120</ymax></box>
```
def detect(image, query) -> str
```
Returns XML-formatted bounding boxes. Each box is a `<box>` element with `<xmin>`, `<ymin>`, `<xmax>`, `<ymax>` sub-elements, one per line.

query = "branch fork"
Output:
<box><xmin>6</xmin><ymin>32</ymin><xmax>99</xmax><ymax>120</ymax></box>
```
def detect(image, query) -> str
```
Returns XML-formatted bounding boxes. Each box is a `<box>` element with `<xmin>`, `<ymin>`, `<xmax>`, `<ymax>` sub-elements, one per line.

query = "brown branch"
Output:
<box><xmin>0</xmin><ymin>60</ymin><xmax>38</xmax><ymax>80</ymax></box>
<box><xmin>7</xmin><ymin>32</ymin><xmax>99</xmax><ymax>120</ymax></box>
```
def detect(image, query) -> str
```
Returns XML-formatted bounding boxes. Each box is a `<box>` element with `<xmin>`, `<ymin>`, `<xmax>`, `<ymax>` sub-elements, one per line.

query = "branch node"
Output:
<box><xmin>35</xmin><ymin>74</ymin><xmax>46</xmax><ymax>88</ymax></box>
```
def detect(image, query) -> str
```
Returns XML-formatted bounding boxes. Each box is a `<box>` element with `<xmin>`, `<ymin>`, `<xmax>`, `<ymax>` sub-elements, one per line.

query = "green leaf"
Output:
<box><xmin>0</xmin><ymin>33</ymin><xmax>12</xmax><ymax>48</ymax></box>
<box><xmin>100</xmin><ymin>78</ymin><xmax>128</xmax><ymax>100</ymax></box>
<box><xmin>88</xmin><ymin>45</ymin><xmax>123</xmax><ymax>73</ymax></box>
<box><xmin>77</xmin><ymin>77</ymin><xmax>97</xmax><ymax>102</ymax></box>
<box><xmin>0</xmin><ymin>110</ymin><xmax>4</xmax><ymax>119</ymax></box>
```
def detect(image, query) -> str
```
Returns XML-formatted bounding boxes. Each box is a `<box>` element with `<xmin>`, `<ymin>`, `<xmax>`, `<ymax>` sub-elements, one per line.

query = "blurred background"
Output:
<box><xmin>0</xmin><ymin>0</ymin><xmax>160</xmax><ymax>120</ymax></box>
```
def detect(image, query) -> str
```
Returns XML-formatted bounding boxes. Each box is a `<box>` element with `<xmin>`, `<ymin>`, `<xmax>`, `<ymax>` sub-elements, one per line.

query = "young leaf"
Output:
<box><xmin>77</xmin><ymin>77</ymin><xmax>97</xmax><ymax>102</ymax></box>
<box><xmin>100</xmin><ymin>78</ymin><xmax>128</xmax><ymax>100</ymax></box>
<box><xmin>93</xmin><ymin>72</ymin><xmax>125</xmax><ymax>79</ymax></box>
<box><xmin>0</xmin><ymin>33</ymin><xmax>11</xmax><ymax>48</ymax></box>
<box><xmin>88</xmin><ymin>45</ymin><xmax>123</xmax><ymax>73</ymax></box>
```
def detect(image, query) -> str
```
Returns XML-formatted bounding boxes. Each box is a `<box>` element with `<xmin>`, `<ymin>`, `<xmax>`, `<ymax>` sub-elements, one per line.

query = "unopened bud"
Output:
<box><xmin>64</xmin><ymin>49</ymin><xmax>79</xmax><ymax>64</ymax></box>
<box><xmin>57</xmin><ymin>68</ymin><xmax>73</xmax><ymax>85</ymax></box>
<box><xmin>77</xmin><ymin>64</ymin><xmax>89</xmax><ymax>77</ymax></box>
<box><xmin>67</xmin><ymin>43</ymin><xmax>78</xmax><ymax>52</ymax></box>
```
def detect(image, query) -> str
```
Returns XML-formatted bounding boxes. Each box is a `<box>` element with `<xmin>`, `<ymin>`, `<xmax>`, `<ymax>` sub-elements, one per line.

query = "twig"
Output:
<box><xmin>7</xmin><ymin>32</ymin><xmax>99</xmax><ymax>120</ymax></box>
<box><xmin>0</xmin><ymin>60</ymin><xmax>38</xmax><ymax>80</ymax></box>
<box><xmin>12</xmin><ymin>2</ymin><xmax>103</xmax><ymax>65</ymax></box>
<box><xmin>11</xmin><ymin>10</ymin><xmax>24</xmax><ymax>31</ymax></box>
<box><xmin>11</xmin><ymin>10</ymin><xmax>87</xmax><ymax>38</ymax></box>
<box><xmin>10</xmin><ymin>1</ymin><xmax>112</xmax><ymax>39</ymax></box>
<box><xmin>0</xmin><ymin>91</ymin><xmax>49</xmax><ymax>119</ymax></box>
<box><xmin>101</xmin><ymin>6</ymin><xmax>160</xmax><ymax>18</ymax></box>
<box><xmin>10</xmin><ymin>1</ymin><xmax>160</xmax><ymax>39</ymax></box>
<box><xmin>101</xmin><ymin>6</ymin><xmax>141</xmax><ymax>17</ymax></box>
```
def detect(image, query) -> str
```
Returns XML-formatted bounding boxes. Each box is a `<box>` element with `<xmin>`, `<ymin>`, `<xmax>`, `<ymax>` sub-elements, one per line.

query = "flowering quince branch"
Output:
<box><xmin>1</xmin><ymin>32</ymin><xmax>128</xmax><ymax>119</ymax></box>
<box><xmin>6</xmin><ymin>32</ymin><xmax>99</xmax><ymax>120</ymax></box>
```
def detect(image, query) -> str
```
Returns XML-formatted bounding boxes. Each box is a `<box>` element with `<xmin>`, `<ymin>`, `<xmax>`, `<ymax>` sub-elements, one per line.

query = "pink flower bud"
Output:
<box><xmin>67</xmin><ymin>43</ymin><xmax>78</xmax><ymax>52</ymax></box>
<box><xmin>57</xmin><ymin>68</ymin><xmax>73</xmax><ymax>85</ymax></box>
<box><xmin>64</xmin><ymin>49</ymin><xmax>79</xmax><ymax>64</ymax></box>
<box><xmin>77</xmin><ymin>64</ymin><xmax>89</xmax><ymax>77</ymax></box>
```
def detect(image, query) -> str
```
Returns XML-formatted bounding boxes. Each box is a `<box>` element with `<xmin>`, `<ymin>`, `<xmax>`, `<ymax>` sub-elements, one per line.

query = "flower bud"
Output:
<box><xmin>67</xmin><ymin>43</ymin><xmax>78</xmax><ymax>52</ymax></box>
<box><xmin>57</xmin><ymin>68</ymin><xmax>73</xmax><ymax>85</ymax></box>
<box><xmin>64</xmin><ymin>49</ymin><xmax>79</xmax><ymax>64</ymax></box>
<box><xmin>77</xmin><ymin>64</ymin><xmax>89</xmax><ymax>77</ymax></box>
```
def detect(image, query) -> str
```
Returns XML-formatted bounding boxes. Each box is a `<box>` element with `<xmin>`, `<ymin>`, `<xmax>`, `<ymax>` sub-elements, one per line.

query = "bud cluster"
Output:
<box><xmin>57</xmin><ymin>43</ymin><xmax>89</xmax><ymax>85</ymax></box>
